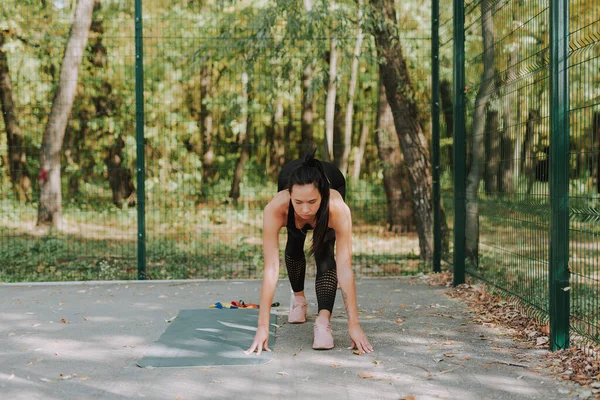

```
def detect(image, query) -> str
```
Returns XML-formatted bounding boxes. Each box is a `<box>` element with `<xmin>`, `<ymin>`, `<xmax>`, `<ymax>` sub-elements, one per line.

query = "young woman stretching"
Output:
<box><xmin>244</xmin><ymin>151</ymin><xmax>373</xmax><ymax>355</ymax></box>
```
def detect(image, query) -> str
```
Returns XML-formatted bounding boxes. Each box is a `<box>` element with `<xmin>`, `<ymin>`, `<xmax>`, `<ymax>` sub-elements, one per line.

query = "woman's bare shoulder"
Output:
<box><xmin>268</xmin><ymin>190</ymin><xmax>290</xmax><ymax>209</ymax></box>
<box><xmin>329</xmin><ymin>189</ymin><xmax>351</xmax><ymax>224</ymax></box>
<box><xmin>264</xmin><ymin>190</ymin><xmax>290</xmax><ymax>223</ymax></box>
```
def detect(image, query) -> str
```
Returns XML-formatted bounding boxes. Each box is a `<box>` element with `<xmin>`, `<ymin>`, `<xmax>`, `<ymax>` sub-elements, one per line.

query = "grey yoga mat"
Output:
<box><xmin>137</xmin><ymin>309</ymin><xmax>276</xmax><ymax>367</ymax></box>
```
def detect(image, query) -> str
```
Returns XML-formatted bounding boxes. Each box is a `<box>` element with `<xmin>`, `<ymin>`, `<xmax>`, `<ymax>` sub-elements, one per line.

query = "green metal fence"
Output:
<box><xmin>0</xmin><ymin>0</ymin><xmax>431</xmax><ymax>282</ymax></box>
<box><xmin>436</xmin><ymin>0</ymin><xmax>600</xmax><ymax>349</ymax></box>
<box><xmin>2</xmin><ymin>0</ymin><xmax>600</xmax><ymax>349</ymax></box>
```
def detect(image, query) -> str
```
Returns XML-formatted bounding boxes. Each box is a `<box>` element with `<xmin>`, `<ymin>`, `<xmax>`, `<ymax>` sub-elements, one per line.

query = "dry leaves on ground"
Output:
<box><xmin>426</xmin><ymin>272</ymin><xmax>600</xmax><ymax>389</ymax></box>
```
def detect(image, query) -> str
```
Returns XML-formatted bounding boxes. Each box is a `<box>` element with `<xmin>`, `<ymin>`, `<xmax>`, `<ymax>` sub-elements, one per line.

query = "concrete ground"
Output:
<box><xmin>0</xmin><ymin>276</ymin><xmax>579</xmax><ymax>400</ymax></box>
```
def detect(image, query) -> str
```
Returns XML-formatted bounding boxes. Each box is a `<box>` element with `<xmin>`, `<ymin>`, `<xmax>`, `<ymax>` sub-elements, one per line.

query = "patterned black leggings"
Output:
<box><xmin>285</xmin><ymin>227</ymin><xmax>338</xmax><ymax>313</ymax></box>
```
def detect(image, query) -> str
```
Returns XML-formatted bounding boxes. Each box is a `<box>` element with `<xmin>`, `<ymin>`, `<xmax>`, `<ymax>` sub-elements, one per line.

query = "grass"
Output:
<box><xmin>0</xmin><ymin>190</ymin><xmax>422</xmax><ymax>282</ymax></box>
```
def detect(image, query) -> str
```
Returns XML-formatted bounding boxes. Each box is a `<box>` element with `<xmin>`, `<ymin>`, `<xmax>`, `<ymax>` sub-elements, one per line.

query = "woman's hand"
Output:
<box><xmin>348</xmin><ymin>323</ymin><xmax>373</xmax><ymax>354</ymax></box>
<box><xmin>244</xmin><ymin>325</ymin><xmax>271</xmax><ymax>355</ymax></box>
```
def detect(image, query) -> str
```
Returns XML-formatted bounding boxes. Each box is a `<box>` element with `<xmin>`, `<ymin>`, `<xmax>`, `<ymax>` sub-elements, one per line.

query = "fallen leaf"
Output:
<box><xmin>60</xmin><ymin>318</ymin><xmax>69</xmax><ymax>324</ymax></box>
<box><xmin>330</xmin><ymin>363</ymin><xmax>341</xmax><ymax>367</ymax></box>
<box><xmin>536</xmin><ymin>336</ymin><xmax>549</xmax><ymax>346</ymax></box>
<box><xmin>443</xmin><ymin>353</ymin><xmax>455</xmax><ymax>358</ymax></box>
<box><xmin>372</xmin><ymin>360</ymin><xmax>382</xmax><ymax>365</ymax></box>
<box><xmin>277</xmin><ymin>372</ymin><xmax>289</xmax><ymax>376</ymax></box>
<box><xmin>443</xmin><ymin>340</ymin><xmax>455</xmax><ymax>345</ymax></box>
<box><xmin>401</xmin><ymin>396</ymin><xmax>416</xmax><ymax>400</ymax></box>
<box><xmin>352</xmin><ymin>349</ymin><xmax>361</xmax><ymax>355</ymax></box>
<box><xmin>358</xmin><ymin>372</ymin><xmax>373</xmax><ymax>379</ymax></box>
<box><xmin>396</xmin><ymin>317</ymin><xmax>404</xmax><ymax>323</ymax></box>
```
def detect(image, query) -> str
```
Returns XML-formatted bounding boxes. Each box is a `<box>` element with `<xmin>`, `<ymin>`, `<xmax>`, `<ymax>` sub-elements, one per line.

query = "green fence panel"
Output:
<box><xmin>0</xmin><ymin>1</ymin><xmax>433</xmax><ymax>282</ymax></box>
<box><xmin>568</xmin><ymin>0</ymin><xmax>600</xmax><ymax>348</ymax></box>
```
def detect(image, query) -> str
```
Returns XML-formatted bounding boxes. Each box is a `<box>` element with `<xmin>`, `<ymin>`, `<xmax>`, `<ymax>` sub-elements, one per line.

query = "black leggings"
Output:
<box><xmin>278</xmin><ymin>159</ymin><xmax>346</xmax><ymax>313</ymax></box>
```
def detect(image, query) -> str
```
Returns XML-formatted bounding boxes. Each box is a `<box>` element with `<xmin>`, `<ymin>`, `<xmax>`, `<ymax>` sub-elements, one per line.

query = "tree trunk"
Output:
<box><xmin>37</xmin><ymin>0</ymin><xmax>95</xmax><ymax>228</ymax></box>
<box><xmin>333</xmin><ymin>97</ymin><xmax>344</xmax><ymax>167</ymax></box>
<box><xmin>324</xmin><ymin>37</ymin><xmax>338</xmax><ymax>162</ymax></box>
<box><xmin>268</xmin><ymin>97</ymin><xmax>285</xmax><ymax>179</ymax></box>
<box><xmin>499</xmin><ymin>55</ymin><xmax>516</xmax><ymax>193</ymax></box>
<box><xmin>508</xmin><ymin>46</ymin><xmax>522</xmax><ymax>181</ymax></box>
<box><xmin>375</xmin><ymin>79</ymin><xmax>413</xmax><ymax>233</ymax></box>
<box><xmin>199</xmin><ymin>64</ymin><xmax>215</xmax><ymax>184</ymax></box>
<box><xmin>522</xmin><ymin>109</ymin><xmax>539</xmax><ymax>193</ymax></box>
<box><xmin>369</xmin><ymin>0</ymin><xmax>435</xmax><ymax>260</ymax></box>
<box><xmin>484</xmin><ymin>109</ymin><xmax>500</xmax><ymax>193</ymax></box>
<box><xmin>105</xmin><ymin>136</ymin><xmax>134</xmax><ymax>206</ymax></box>
<box><xmin>341</xmin><ymin>0</ymin><xmax>364</xmax><ymax>177</ymax></box>
<box><xmin>465</xmin><ymin>0</ymin><xmax>495</xmax><ymax>265</ymax></box>
<box><xmin>351</xmin><ymin>108</ymin><xmax>370</xmax><ymax>180</ymax></box>
<box><xmin>0</xmin><ymin>32</ymin><xmax>31</xmax><ymax>201</ymax></box>
<box><xmin>284</xmin><ymin>103</ymin><xmax>293</xmax><ymax>163</ymax></box>
<box><xmin>499</xmin><ymin>133</ymin><xmax>514</xmax><ymax>193</ymax></box>
<box><xmin>88</xmin><ymin>0</ymin><xmax>134</xmax><ymax>208</ymax></box>
<box><xmin>440</xmin><ymin>79</ymin><xmax>454</xmax><ymax>172</ymax></box>
<box><xmin>593</xmin><ymin>112</ymin><xmax>600</xmax><ymax>194</ymax></box>
<box><xmin>230</xmin><ymin>72</ymin><xmax>252</xmax><ymax>201</ymax></box>
<box><xmin>301</xmin><ymin>63</ymin><xmax>315</xmax><ymax>155</ymax></box>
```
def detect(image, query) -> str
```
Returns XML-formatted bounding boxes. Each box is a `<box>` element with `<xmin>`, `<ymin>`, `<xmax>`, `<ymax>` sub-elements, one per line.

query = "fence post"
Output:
<box><xmin>549</xmin><ymin>0</ymin><xmax>570</xmax><ymax>350</ymax></box>
<box><xmin>432</xmin><ymin>0</ymin><xmax>441</xmax><ymax>273</ymax></box>
<box><xmin>452</xmin><ymin>0</ymin><xmax>466</xmax><ymax>285</ymax></box>
<box><xmin>135</xmin><ymin>0</ymin><xmax>147</xmax><ymax>280</ymax></box>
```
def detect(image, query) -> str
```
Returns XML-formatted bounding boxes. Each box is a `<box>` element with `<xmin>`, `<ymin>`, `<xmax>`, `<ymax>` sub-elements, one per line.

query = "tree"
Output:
<box><xmin>229</xmin><ymin>71</ymin><xmax>253</xmax><ymax>201</ymax></box>
<box><xmin>324</xmin><ymin>36</ymin><xmax>339</xmax><ymax>162</ymax></box>
<box><xmin>340</xmin><ymin>0</ymin><xmax>364</xmax><ymax>177</ymax></box>
<box><xmin>0</xmin><ymin>31</ymin><xmax>31</xmax><ymax>201</ymax></box>
<box><xmin>375</xmin><ymin>78</ymin><xmax>413</xmax><ymax>233</ymax></box>
<box><xmin>351</xmin><ymin>86</ymin><xmax>372</xmax><ymax>179</ymax></box>
<box><xmin>37</xmin><ymin>0</ymin><xmax>95</xmax><ymax>228</ymax></box>
<box><xmin>367</xmin><ymin>0</ymin><xmax>436</xmax><ymax>260</ymax></box>
<box><xmin>465</xmin><ymin>0</ymin><xmax>496</xmax><ymax>264</ymax></box>
<box><xmin>89</xmin><ymin>0</ymin><xmax>134</xmax><ymax>208</ymax></box>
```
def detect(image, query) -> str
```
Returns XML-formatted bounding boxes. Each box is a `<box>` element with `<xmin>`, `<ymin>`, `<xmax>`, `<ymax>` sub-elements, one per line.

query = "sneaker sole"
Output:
<box><xmin>312</xmin><ymin>344</ymin><xmax>335</xmax><ymax>350</ymax></box>
<box><xmin>288</xmin><ymin>319</ymin><xmax>307</xmax><ymax>324</ymax></box>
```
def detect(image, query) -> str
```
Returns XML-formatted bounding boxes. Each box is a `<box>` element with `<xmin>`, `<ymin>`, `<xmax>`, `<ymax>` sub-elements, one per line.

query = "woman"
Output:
<box><xmin>244</xmin><ymin>151</ymin><xmax>373</xmax><ymax>355</ymax></box>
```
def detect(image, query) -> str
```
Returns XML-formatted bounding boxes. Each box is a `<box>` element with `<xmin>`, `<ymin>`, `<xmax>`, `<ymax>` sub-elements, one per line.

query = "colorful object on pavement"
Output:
<box><xmin>209</xmin><ymin>300</ymin><xmax>276</xmax><ymax>309</ymax></box>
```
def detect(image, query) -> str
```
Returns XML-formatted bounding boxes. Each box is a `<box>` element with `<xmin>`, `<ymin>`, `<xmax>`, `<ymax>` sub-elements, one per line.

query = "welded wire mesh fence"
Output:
<box><xmin>438</xmin><ymin>0</ymin><xmax>600</xmax><ymax>348</ymax></box>
<box><xmin>0</xmin><ymin>0</ymin><xmax>430</xmax><ymax>282</ymax></box>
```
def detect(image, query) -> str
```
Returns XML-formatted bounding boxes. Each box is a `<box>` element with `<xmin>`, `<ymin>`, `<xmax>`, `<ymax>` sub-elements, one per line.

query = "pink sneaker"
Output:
<box><xmin>288</xmin><ymin>302</ymin><xmax>307</xmax><ymax>324</ymax></box>
<box><xmin>312</xmin><ymin>320</ymin><xmax>334</xmax><ymax>350</ymax></box>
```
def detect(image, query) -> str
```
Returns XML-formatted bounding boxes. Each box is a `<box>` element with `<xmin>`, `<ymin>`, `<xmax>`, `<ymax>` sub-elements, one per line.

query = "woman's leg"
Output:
<box><xmin>285</xmin><ymin>229</ymin><xmax>309</xmax><ymax>323</ymax></box>
<box><xmin>285</xmin><ymin>229</ymin><xmax>307</xmax><ymax>294</ymax></box>
<box><xmin>315</xmin><ymin>229</ymin><xmax>338</xmax><ymax>318</ymax></box>
<box><xmin>312</xmin><ymin>230</ymin><xmax>337</xmax><ymax>349</ymax></box>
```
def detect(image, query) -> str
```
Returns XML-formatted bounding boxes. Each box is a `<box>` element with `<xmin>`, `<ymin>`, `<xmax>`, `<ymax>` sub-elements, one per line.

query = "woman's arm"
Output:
<box><xmin>245</xmin><ymin>196</ymin><xmax>285</xmax><ymax>355</ymax></box>
<box><xmin>332</xmin><ymin>199</ymin><xmax>374</xmax><ymax>354</ymax></box>
<box><xmin>257</xmin><ymin>202</ymin><xmax>282</xmax><ymax>328</ymax></box>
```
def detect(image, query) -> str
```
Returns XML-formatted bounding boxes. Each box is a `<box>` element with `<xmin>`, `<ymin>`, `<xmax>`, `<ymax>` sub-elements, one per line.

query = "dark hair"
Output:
<box><xmin>287</xmin><ymin>149</ymin><xmax>331</xmax><ymax>259</ymax></box>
